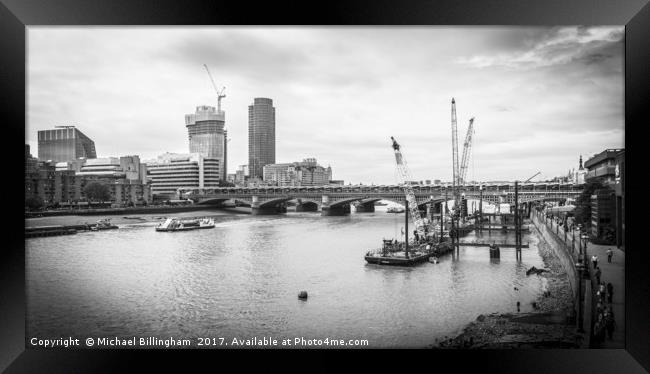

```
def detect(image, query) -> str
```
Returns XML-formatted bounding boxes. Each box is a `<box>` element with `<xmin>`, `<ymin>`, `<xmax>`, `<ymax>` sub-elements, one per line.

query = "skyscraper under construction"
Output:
<box><xmin>185</xmin><ymin>105</ymin><xmax>227</xmax><ymax>181</ymax></box>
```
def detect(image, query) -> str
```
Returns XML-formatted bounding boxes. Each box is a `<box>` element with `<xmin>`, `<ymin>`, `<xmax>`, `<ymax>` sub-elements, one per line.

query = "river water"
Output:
<box><xmin>26</xmin><ymin>207</ymin><xmax>547</xmax><ymax>348</ymax></box>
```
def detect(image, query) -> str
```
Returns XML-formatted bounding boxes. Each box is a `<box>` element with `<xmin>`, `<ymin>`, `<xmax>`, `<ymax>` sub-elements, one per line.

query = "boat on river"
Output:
<box><xmin>156</xmin><ymin>217</ymin><xmax>215</xmax><ymax>232</ymax></box>
<box><xmin>91</xmin><ymin>218</ymin><xmax>119</xmax><ymax>231</ymax></box>
<box><xmin>386</xmin><ymin>206</ymin><xmax>405</xmax><ymax>213</ymax></box>
<box><xmin>364</xmin><ymin>236</ymin><xmax>453</xmax><ymax>266</ymax></box>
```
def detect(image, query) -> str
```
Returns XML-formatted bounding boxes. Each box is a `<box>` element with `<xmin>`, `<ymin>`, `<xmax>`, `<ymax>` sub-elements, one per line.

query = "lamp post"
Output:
<box><xmin>581</xmin><ymin>233</ymin><xmax>589</xmax><ymax>263</ymax></box>
<box><xmin>575</xmin><ymin>260</ymin><xmax>586</xmax><ymax>332</ymax></box>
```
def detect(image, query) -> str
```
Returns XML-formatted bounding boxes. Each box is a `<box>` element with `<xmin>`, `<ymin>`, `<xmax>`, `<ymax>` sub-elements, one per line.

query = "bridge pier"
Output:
<box><xmin>321</xmin><ymin>204</ymin><xmax>351</xmax><ymax>216</ymax></box>
<box><xmin>354</xmin><ymin>202</ymin><xmax>375</xmax><ymax>213</ymax></box>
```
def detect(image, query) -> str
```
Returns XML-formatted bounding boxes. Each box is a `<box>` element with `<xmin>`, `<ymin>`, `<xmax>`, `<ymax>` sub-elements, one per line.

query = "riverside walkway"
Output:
<box><xmin>542</xmin><ymin>212</ymin><xmax>624</xmax><ymax>348</ymax></box>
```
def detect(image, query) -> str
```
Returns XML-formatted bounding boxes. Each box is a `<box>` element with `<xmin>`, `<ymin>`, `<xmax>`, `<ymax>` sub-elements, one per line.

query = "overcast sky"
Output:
<box><xmin>27</xmin><ymin>26</ymin><xmax>624</xmax><ymax>185</ymax></box>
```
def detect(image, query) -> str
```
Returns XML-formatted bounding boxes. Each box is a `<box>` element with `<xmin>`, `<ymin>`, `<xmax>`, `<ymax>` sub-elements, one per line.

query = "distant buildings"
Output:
<box><xmin>248</xmin><ymin>98</ymin><xmax>275</xmax><ymax>179</ymax></box>
<box><xmin>185</xmin><ymin>105</ymin><xmax>227</xmax><ymax>181</ymax></box>
<box><xmin>25</xmin><ymin>148</ymin><xmax>152</xmax><ymax>207</ymax></box>
<box><xmin>38</xmin><ymin>126</ymin><xmax>96</xmax><ymax>163</ymax></box>
<box><xmin>263</xmin><ymin>158</ymin><xmax>332</xmax><ymax>187</ymax></box>
<box><xmin>145</xmin><ymin>153</ymin><xmax>220</xmax><ymax>198</ymax></box>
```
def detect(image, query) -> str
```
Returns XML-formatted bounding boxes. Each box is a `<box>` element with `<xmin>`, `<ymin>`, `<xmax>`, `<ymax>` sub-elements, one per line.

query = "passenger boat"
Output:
<box><xmin>155</xmin><ymin>217</ymin><xmax>215</xmax><ymax>232</ymax></box>
<box><xmin>91</xmin><ymin>218</ymin><xmax>119</xmax><ymax>231</ymax></box>
<box><xmin>386</xmin><ymin>206</ymin><xmax>405</xmax><ymax>213</ymax></box>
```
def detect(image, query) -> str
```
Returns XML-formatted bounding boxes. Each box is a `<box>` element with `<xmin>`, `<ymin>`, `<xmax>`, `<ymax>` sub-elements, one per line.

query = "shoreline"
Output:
<box><xmin>25</xmin><ymin>207</ymin><xmax>250</xmax><ymax>228</ymax></box>
<box><xmin>431</xmin><ymin>219</ymin><xmax>581</xmax><ymax>349</ymax></box>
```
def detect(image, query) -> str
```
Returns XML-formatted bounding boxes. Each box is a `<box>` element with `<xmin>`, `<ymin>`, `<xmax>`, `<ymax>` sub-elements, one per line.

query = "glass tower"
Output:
<box><xmin>248</xmin><ymin>98</ymin><xmax>275</xmax><ymax>179</ymax></box>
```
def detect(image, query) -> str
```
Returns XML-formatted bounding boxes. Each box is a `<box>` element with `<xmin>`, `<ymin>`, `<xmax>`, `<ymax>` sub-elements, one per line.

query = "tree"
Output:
<box><xmin>573</xmin><ymin>178</ymin><xmax>608</xmax><ymax>229</ymax></box>
<box><xmin>25</xmin><ymin>195</ymin><xmax>44</xmax><ymax>210</ymax></box>
<box><xmin>83</xmin><ymin>182</ymin><xmax>111</xmax><ymax>202</ymax></box>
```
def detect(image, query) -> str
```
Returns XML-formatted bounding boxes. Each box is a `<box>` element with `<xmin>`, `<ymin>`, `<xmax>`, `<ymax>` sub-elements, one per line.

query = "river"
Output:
<box><xmin>26</xmin><ymin>207</ymin><xmax>547</xmax><ymax>348</ymax></box>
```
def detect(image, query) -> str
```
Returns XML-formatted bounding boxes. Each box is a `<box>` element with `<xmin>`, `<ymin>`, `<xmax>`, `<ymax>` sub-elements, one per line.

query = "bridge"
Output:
<box><xmin>179</xmin><ymin>183</ymin><xmax>582</xmax><ymax>216</ymax></box>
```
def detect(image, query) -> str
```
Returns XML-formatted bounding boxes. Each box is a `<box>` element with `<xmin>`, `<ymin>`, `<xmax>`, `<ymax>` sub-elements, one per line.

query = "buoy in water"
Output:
<box><xmin>298</xmin><ymin>291</ymin><xmax>308</xmax><ymax>300</ymax></box>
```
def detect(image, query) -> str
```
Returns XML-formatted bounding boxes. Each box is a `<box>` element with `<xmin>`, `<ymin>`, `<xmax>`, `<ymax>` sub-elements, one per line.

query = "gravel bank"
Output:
<box><xmin>431</xmin><ymin>220</ymin><xmax>580</xmax><ymax>348</ymax></box>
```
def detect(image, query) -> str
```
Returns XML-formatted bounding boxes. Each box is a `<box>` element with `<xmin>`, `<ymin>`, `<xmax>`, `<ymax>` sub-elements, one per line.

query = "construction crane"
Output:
<box><xmin>458</xmin><ymin>117</ymin><xmax>475</xmax><ymax>186</ymax></box>
<box><xmin>525</xmin><ymin>171</ymin><xmax>541</xmax><ymax>183</ymax></box>
<box><xmin>450</xmin><ymin>98</ymin><xmax>461</xmax><ymax>215</ymax></box>
<box><xmin>203</xmin><ymin>64</ymin><xmax>226</xmax><ymax>112</ymax></box>
<box><xmin>390</xmin><ymin>136</ymin><xmax>427</xmax><ymax>238</ymax></box>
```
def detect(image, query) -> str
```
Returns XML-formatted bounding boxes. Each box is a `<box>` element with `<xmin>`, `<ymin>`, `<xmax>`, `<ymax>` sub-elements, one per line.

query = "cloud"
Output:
<box><xmin>26</xmin><ymin>27</ymin><xmax>624</xmax><ymax>185</ymax></box>
<box><xmin>457</xmin><ymin>26</ymin><xmax>623</xmax><ymax>70</ymax></box>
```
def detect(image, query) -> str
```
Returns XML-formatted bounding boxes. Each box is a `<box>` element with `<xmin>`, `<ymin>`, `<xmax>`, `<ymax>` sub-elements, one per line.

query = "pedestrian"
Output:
<box><xmin>605</xmin><ymin>308</ymin><xmax>616</xmax><ymax>340</ymax></box>
<box><xmin>607</xmin><ymin>248</ymin><xmax>613</xmax><ymax>263</ymax></box>
<box><xmin>516</xmin><ymin>301</ymin><xmax>520</xmax><ymax>312</ymax></box>
<box><xmin>594</xmin><ymin>315</ymin><xmax>606</xmax><ymax>347</ymax></box>
<box><xmin>591</xmin><ymin>254</ymin><xmax>598</xmax><ymax>269</ymax></box>
<box><xmin>607</xmin><ymin>282</ymin><xmax>614</xmax><ymax>304</ymax></box>
<box><xmin>595</xmin><ymin>267</ymin><xmax>602</xmax><ymax>284</ymax></box>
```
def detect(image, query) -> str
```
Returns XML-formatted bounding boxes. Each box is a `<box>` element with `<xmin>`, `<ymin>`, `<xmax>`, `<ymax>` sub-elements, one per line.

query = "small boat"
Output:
<box><xmin>374</xmin><ymin>201</ymin><xmax>388</xmax><ymax>206</ymax></box>
<box><xmin>91</xmin><ymin>218</ymin><xmax>119</xmax><ymax>231</ymax></box>
<box><xmin>387</xmin><ymin>206</ymin><xmax>405</xmax><ymax>213</ymax></box>
<box><xmin>156</xmin><ymin>217</ymin><xmax>215</xmax><ymax>232</ymax></box>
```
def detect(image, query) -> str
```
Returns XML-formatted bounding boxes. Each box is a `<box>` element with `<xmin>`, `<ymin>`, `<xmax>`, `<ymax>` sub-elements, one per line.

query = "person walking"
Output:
<box><xmin>607</xmin><ymin>248</ymin><xmax>613</xmax><ymax>263</ymax></box>
<box><xmin>607</xmin><ymin>282</ymin><xmax>614</xmax><ymax>304</ymax></box>
<box><xmin>591</xmin><ymin>254</ymin><xmax>598</xmax><ymax>269</ymax></box>
<box><xmin>595</xmin><ymin>267</ymin><xmax>602</xmax><ymax>284</ymax></box>
<box><xmin>605</xmin><ymin>307</ymin><xmax>616</xmax><ymax>340</ymax></box>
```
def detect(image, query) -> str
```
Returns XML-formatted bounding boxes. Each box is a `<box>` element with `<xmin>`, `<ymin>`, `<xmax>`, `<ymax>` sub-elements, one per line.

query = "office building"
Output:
<box><xmin>248</xmin><ymin>98</ymin><xmax>275</xmax><ymax>179</ymax></box>
<box><xmin>263</xmin><ymin>158</ymin><xmax>332</xmax><ymax>187</ymax></box>
<box><xmin>584</xmin><ymin>148</ymin><xmax>624</xmax><ymax>243</ymax></box>
<box><xmin>584</xmin><ymin>149</ymin><xmax>624</xmax><ymax>185</ymax></box>
<box><xmin>185</xmin><ymin>105</ymin><xmax>227</xmax><ymax>181</ymax></box>
<box><xmin>37</xmin><ymin>126</ymin><xmax>96</xmax><ymax>163</ymax></box>
<box><xmin>145</xmin><ymin>153</ymin><xmax>220</xmax><ymax>198</ymax></box>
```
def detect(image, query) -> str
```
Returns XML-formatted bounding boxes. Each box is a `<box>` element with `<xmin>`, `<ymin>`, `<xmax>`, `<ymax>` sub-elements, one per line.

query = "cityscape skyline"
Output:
<box><xmin>27</xmin><ymin>26</ymin><xmax>624</xmax><ymax>184</ymax></box>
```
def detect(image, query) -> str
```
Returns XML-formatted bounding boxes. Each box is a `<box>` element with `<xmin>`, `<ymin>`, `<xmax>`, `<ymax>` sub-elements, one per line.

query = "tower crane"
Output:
<box><xmin>458</xmin><ymin>117</ymin><xmax>475</xmax><ymax>185</ymax></box>
<box><xmin>203</xmin><ymin>64</ymin><xmax>226</xmax><ymax>112</ymax></box>
<box><xmin>390</xmin><ymin>136</ymin><xmax>427</xmax><ymax>238</ymax></box>
<box><xmin>525</xmin><ymin>171</ymin><xmax>541</xmax><ymax>183</ymax></box>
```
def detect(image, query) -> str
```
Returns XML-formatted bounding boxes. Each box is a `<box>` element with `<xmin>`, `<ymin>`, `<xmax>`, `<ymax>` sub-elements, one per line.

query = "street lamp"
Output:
<box><xmin>581</xmin><ymin>233</ymin><xmax>589</xmax><ymax>262</ymax></box>
<box><xmin>575</xmin><ymin>260</ymin><xmax>586</xmax><ymax>332</ymax></box>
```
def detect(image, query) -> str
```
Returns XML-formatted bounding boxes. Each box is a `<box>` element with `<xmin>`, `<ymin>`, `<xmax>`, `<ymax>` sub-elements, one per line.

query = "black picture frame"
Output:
<box><xmin>2</xmin><ymin>0</ymin><xmax>648</xmax><ymax>372</ymax></box>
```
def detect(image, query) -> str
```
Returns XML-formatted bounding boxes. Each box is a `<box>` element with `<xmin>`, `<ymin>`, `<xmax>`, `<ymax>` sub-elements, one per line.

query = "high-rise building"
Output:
<box><xmin>145</xmin><ymin>153</ymin><xmax>220</xmax><ymax>198</ymax></box>
<box><xmin>37</xmin><ymin>126</ymin><xmax>96</xmax><ymax>163</ymax></box>
<box><xmin>185</xmin><ymin>105</ymin><xmax>227</xmax><ymax>181</ymax></box>
<box><xmin>248</xmin><ymin>98</ymin><xmax>275</xmax><ymax>179</ymax></box>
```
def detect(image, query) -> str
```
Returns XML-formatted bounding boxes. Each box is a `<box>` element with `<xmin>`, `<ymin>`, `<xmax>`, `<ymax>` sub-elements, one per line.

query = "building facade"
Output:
<box><xmin>185</xmin><ymin>105</ymin><xmax>227</xmax><ymax>181</ymax></box>
<box><xmin>145</xmin><ymin>153</ymin><xmax>220</xmax><ymax>198</ymax></box>
<box><xmin>263</xmin><ymin>158</ymin><xmax>332</xmax><ymax>187</ymax></box>
<box><xmin>614</xmin><ymin>150</ymin><xmax>625</xmax><ymax>249</ymax></box>
<box><xmin>37</xmin><ymin>126</ymin><xmax>97</xmax><ymax>163</ymax></box>
<box><xmin>25</xmin><ymin>153</ymin><xmax>151</xmax><ymax>207</ymax></box>
<box><xmin>248</xmin><ymin>98</ymin><xmax>275</xmax><ymax>179</ymax></box>
<box><xmin>584</xmin><ymin>149</ymin><xmax>624</xmax><ymax>184</ymax></box>
<box><xmin>584</xmin><ymin>148</ymin><xmax>625</xmax><ymax>244</ymax></box>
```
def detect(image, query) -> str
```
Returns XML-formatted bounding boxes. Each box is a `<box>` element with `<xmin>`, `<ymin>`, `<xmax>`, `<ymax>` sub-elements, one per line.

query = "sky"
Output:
<box><xmin>27</xmin><ymin>26</ymin><xmax>624</xmax><ymax>185</ymax></box>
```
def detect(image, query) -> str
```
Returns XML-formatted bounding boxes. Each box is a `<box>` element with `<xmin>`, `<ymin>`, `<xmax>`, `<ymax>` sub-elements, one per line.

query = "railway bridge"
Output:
<box><xmin>179</xmin><ymin>183</ymin><xmax>582</xmax><ymax>216</ymax></box>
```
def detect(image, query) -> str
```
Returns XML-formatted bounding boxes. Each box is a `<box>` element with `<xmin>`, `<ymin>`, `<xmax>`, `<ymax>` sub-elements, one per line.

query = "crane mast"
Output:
<box><xmin>450</xmin><ymin>98</ymin><xmax>460</xmax><ymax>212</ymax></box>
<box><xmin>203</xmin><ymin>64</ymin><xmax>226</xmax><ymax>112</ymax></box>
<box><xmin>390</xmin><ymin>137</ymin><xmax>427</xmax><ymax>237</ymax></box>
<box><xmin>459</xmin><ymin>117</ymin><xmax>475</xmax><ymax>185</ymax></box>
